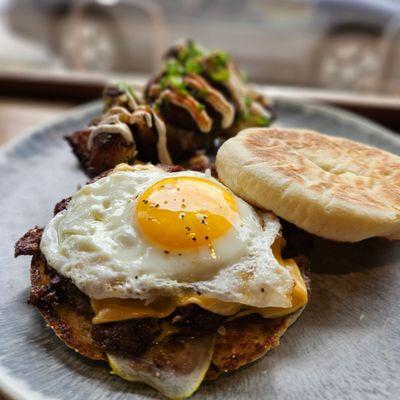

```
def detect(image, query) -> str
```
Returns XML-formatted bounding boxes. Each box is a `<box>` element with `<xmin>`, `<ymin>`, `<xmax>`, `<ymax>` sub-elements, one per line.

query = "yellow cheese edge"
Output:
<box><xmin>91</xmin><ymin>239</ymin><xmax>308</xmax><ymax>324</ymax></box>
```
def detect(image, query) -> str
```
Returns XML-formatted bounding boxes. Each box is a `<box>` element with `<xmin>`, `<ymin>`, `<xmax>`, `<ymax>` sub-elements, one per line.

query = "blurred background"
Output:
<box><xmin>0</xmin><ymin>0</ymin><xmax>399</xmax><ymax>144</ymax></box>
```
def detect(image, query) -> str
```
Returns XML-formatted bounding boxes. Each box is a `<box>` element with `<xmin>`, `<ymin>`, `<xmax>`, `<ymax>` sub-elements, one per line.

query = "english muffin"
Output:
<box><xmin>216</xmin><ymin>127</ymin><xmax>400</xmax><ymax>242</ymax></box>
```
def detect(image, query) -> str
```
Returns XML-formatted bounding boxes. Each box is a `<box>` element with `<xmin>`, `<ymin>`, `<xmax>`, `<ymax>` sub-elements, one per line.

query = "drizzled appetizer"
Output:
<box><xmin>145</xmin><ymin>40</ymin><xmax>273</xmax><ymax>160</ymax></box>
<box><xmin>67</xmin><ymin>82</ymin><xmax>171</xmax><ymax>177</ymax></box>
<box><xmin>67</xmin><ymin>40</ymin><xmax>274</xmax><ymax>176</ymax></box>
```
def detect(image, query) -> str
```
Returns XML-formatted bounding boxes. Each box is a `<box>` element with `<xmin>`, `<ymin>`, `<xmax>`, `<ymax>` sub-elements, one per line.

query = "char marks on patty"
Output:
<box><xmin>14</xmin><ymin>226</ymin><xmax>43</xmax><ymax>257</ymax></box>
<box><xmin>15</xmin><ymin>226</ymin><xmax>232</xmax><ymax>357</ymax></box>
<box><xmin>92</xmin><ymin>318</ymin><xmax>161</xmax><ymax>356</ymax></box>
<box><xmin>14</xmin><ymin>176</ymin><xmax>311</xmax><ymax>377</ymax></box>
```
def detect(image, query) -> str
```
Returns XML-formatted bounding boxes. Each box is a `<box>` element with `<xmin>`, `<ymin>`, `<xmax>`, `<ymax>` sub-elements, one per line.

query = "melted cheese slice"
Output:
<box><xmin>91</xmin><ymin>295</ymin><xmax>240</xmax><ymax>324</ymax></box>
<box><xmin>91</xmin><ymin>243</ymin><xmax>308</xmax><ymax>324</ymax></box>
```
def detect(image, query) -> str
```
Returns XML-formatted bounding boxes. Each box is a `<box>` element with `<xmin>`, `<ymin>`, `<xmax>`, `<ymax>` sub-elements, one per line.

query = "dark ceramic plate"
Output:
<box><xmin>1</xmin><ymin>99</ymin><xmax>399</xmax><ymax>400</ymax></box>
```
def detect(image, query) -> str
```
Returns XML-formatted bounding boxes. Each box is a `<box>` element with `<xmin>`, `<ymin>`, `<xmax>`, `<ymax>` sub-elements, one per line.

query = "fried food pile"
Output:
<box><xmin>67</xmin><ymin>40</ymin><xmax>274</xmax><ymax>176</ymax></box>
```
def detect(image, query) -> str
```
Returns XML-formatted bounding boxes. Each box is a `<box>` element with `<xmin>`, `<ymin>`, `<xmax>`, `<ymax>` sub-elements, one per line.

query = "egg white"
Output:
<box><xmin>40</xmin><ymin>164</ymin><xmax>293</xmax><ymax>308</ymax></box>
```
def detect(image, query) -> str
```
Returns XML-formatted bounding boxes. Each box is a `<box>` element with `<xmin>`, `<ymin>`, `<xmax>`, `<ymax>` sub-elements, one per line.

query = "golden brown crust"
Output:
<box><xmin>244</xmin><ymin>128</ymin><xmax>400</xmax><ymax>210</ymax></box>
<box><xmin>14</xmin><ymin>226</ymin><xmax>43</xmax><ymax>257</ymax></box>
<box><xmin>16</xmin><ymin>180</ymin><xmax>310</xmax><ymax>379</ymax></box>
<box><xmin>206</xmin><ymin>315</ymin><xmax>290</xmax><ymax>379</ymax></box>
<box><xmin>217</xmin><ymin>127</ymin><xmax>400</xmax><ymax>242</ymax></box>
<box><xmin>88</xmin><ymin>133</ymin><xmax>137</xmax><ymax>177</ymax></box>
<box><xmin>66</xmin><ymin>130</ymin><xmax>136</xmax><ymax>178</ymax></box>
<box><xmin>207</xmin><ymin>254</ymin><xmax>310</xmax><ymax>379</ymax></box>
<box><xmin>30</xmin><ymin>253</ymin><xmax>106</xmax><ymax>361</ymax></box>
<box><xmin>26</xmin><ymin>246</ymin><xmax>306</xmax><ymax>376</ymax></box>
<box><xmin>15</xmin><ymin>225</ymin><xmax>105</xmax><ymax>360</ymax></box>
<box><xmin>65</xmin><ymin>129</ymin><xmax>91</xmax><ymax>172</ymax></box>
<box><xmin>65</xmin><ymin>127</ymin><xmax>215</xmax><ymax>177</ymax></box>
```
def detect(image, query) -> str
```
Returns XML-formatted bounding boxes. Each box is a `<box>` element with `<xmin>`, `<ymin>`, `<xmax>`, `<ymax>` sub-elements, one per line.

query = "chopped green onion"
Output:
<box><xmin>255</xmin><ymin>115</ymin><xmax>270</xmax><ymax>126</ymax></box>
<box><xmin>159</xmin><ymin>42</ymin><xmax>232</xmax><ymax>93</ymax></box>
<box><xmin>116</xmin><ymin>81</ymin><xmax>136</xmax><ymax>98</ymax></box>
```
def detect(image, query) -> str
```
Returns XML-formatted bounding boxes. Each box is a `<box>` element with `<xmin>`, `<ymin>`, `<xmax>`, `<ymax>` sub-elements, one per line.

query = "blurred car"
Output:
<box><xmin>6</xmin><ymin>0</ymin><xmax>400</xmax><ymax>93</ymax></box>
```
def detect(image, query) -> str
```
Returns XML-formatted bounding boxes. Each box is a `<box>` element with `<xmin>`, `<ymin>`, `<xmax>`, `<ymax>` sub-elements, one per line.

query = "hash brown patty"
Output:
<box><xmin>15</xmin><ymin>222</ymin><xmax>310</xmax><ymax>380</ymax></box>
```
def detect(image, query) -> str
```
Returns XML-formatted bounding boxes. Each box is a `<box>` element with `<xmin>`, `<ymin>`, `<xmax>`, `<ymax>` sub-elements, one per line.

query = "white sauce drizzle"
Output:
<box><xmin>159</xmin><ymin>89</ymin><xmax>212</xmax><ymax>133</ymax></box>
<box><xmin>88</xmin><ymin>113</ymin><xmax>133</xmax><ymax>150</ymax></box>
<box><xmin>224</xmin><ymin>63</ymin><xmax>247</xmax><ymax>111</ymax></box>
<box><xmin>153</xmin><ymin>112</ymin><xmax>172</xmax><ymax>164</ymax></box>
<box><xmin>130</xmin><ymin>108</ymin><xmax>153</xmax><ymax>127</ymax></box>
<box><xmin>131</xmin><ymin>107</ymin><xmax>172</xmax><ymax>164</ymax></box>
<box><xmin>88</xmin><ymin>102</ymin><xmax>172</xmax><ymax>165</ymax></box>
<box><xmin>107</xmin><ymin>106</ymin><xmax>132</xmax><ymax>120</ymax></box>
<box><xmin>185</xmin><ymin>74</ymin><xmax>235</xmax><ymax>129</ymax></box>
<box><xmin>249</xmin><ymin>101</ymin><xmax>270</xmax><ymax>118</ymax></box>
<box><xmin>221</xmin><ymin>64</ymin><xmax>270</xmax><ymax>120</ymax></box>
<box><xmin>124</xmin><ymin>90</ymin><xmax>140</xmax><ymax>111</ymax></box>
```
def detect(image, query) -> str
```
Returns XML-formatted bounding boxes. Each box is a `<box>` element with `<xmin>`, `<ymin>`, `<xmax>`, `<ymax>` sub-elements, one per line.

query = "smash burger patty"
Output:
<box><xmin>15</xmin><ymin>207</ymin><xmax>311</xmax><ymax>373</ymax></box>
<box><xmin>15</xmin><ymin>165</ymin><xmax>311</xmax><ymax>397</ymax></box>
<box><xmin>16</xmin><ymin>223</ymin><xmax>225</xmax><ymax>358</ymax></box>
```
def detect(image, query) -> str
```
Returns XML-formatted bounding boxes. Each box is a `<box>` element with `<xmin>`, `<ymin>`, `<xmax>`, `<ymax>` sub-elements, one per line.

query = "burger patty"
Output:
<box><xmin>15</xmin><ymin>168</ymin><xmax>312</xmax><ymax>359</ymax></box>
<box><xmin>169</xmin><ymin>304</ymin><xmax>225</xmax><ymax>336</ymax></box>
<box><xmin>91</xmin><ymin>318</ymin><xmax>161</xmax><ymax>355</ymax></box>
<box><xmin>16</xmin><ymin>226</ymin><xmax>227</xmax><ymax>356</ymax></box>
<box><xmin>27</xmin><ymin>260</ymin><xmax>225</xmax><ymax>355</ymax></box>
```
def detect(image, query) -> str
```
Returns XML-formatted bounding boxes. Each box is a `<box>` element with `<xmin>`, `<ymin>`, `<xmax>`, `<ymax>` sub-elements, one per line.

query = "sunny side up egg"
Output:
<box><xmin>40</xmin><ymin>164</ymin><xmax>296</xmax><ymax>310</ymax></box>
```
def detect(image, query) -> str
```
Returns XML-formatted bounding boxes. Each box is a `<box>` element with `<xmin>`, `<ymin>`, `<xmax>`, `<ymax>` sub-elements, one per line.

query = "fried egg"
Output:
<box><xmin>41</xmin><ymin>164</ymin><xmax>294</xmax><ymax>308</ymax></box>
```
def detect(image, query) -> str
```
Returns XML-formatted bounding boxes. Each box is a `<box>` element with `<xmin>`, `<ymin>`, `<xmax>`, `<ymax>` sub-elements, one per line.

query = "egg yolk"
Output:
<box><xmin>136</xmin><ymin>176</ymin><xmax>239</xmax><ymax>251</ymax></box>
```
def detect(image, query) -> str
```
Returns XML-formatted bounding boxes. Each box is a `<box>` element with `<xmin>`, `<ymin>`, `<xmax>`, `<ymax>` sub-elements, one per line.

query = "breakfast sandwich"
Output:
<box><xmin>67</xmin><ymin>40</ymin><xmax>274</xmax><ymax>177</ymax></box>
<box><xmin>216</xmin><ymin>127</ymin><xmax>400</xmax><ymax>242</ymax></box>
<box><xmin>16</xmin><ymin>163</ymin><xmax>309</xmax><ymax>399</ymax></box>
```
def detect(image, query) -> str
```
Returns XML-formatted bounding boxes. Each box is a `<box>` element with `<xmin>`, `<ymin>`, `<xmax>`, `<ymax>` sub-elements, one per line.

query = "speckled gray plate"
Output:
<box><xmin>1</xmin><ymin>99</ymin><xmax>399</xmax><ymax>400</ymax></box>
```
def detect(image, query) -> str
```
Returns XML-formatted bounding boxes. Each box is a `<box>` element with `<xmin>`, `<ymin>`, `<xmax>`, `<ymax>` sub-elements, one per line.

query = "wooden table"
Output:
<box><xmin>0</xmin><ymin>98</ymin><xmax>74</xmax><ymax>146</ymax></box>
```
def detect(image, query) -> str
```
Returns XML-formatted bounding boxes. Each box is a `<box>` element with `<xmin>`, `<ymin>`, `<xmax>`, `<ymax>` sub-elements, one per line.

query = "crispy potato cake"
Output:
<box><xmin>16</xmin><ymin>225</ymin><xmax>309</xmax><ymax>380</ymax></box>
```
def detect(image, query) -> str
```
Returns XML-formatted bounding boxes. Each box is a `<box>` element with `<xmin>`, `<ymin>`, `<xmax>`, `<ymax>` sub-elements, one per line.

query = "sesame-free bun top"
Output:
<box><xmin>216</xmin><ymin>127</ymin><xmax>400</xmax><ymax>242</ymax></box>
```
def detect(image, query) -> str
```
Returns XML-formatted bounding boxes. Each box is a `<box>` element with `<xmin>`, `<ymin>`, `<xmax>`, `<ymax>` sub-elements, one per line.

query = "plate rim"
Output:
<box><xmin>1</xmin><ymin>96</ymin><xmax>399</xmax><ymax>400</ymax></box>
